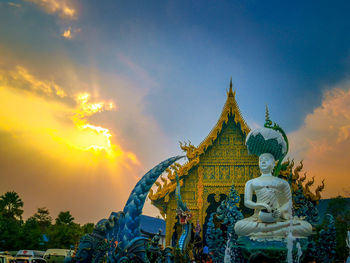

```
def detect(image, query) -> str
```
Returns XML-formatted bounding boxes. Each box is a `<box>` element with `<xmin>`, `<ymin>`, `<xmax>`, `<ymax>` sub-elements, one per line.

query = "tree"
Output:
<box><xmin>33</xmin><ymin>207</ymin><xmax>52</xmax><ymax>232</ymax></box>
<box><xmin>318</xmin><ymin>215</ymin><xmax>337</xmax><ymax>263</ymax></box>
<box><xmin>19</xmin><ymin>208</ymin><xmax>52</xmax><ymax>250</ymax></box>
<box><xmin>0</xmin><ymin>213</ymin><xmax>22</xmax><ymax>250</ymax></box>
<box><xmin>20</xmin><ymin>217</ymin><xmax>43</xmax><ymax>249</ymax></box>
<box><xmin>56</xmin><ymin>211</ymin><xmax>74</xmax><ymax>225</ymax></box>
<box><xmin>48</xmin><ymin>211</ymin><xmax>81</xmax><ymax>248</ymax></box>
<box><xmin>206</xmin><ymin>213</ymin><xmax>225</xmax><ymax>263</ymax></box>
<box><xmin>325</xmin><ymin>196</ymin><xmax>350</xmax><ymax>261</ymax></box>
<box><xmin>0</xmin><ymin>191</ymin><xmax>23</xmax><ymax>250</ymax></box>
<box><xmin>0</xmin><ymin>191</ymin><xmax>24</xmax><ymax>220</ymax></box>
<box><xmin>326</xmin><ymin>196</ymin><xmax>350</xmax><ymax>218</ymax></box>
<box><xmin>81</xmin><ymin>223</ymin><xmax>94</xmax><ymax>235</ymax></box>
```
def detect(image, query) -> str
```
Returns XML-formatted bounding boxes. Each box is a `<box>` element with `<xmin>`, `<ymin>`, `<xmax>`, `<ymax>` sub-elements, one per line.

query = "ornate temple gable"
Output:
<box><xmin>189</xmin><ymin>82</ymin><xmax>250</xmax><ymax>161</ymax></box>
<box><xmin>149</xmin><ymin>81</ymin><xmax>254</xmax><ymax>214</ymax></box>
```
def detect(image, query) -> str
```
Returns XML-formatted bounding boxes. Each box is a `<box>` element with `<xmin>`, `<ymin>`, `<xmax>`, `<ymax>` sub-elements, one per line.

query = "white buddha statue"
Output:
<box><xmin>234</xmin><ymin>116</ymin><xmax>312</xmax><ymax>239</ymax></box>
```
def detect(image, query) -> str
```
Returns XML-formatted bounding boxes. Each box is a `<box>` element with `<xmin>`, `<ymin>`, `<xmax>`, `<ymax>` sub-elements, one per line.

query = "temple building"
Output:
<box><xmin>149</xmin><ymin>81</ymin><xmax>260</xmax><ymax>246</ymax></box>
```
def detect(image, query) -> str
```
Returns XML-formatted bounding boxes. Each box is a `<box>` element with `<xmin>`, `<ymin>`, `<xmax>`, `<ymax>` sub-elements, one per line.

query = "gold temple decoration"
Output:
<box><xmin>278</xmin><ymin>159</ymin><xmax>324</xmax><ymax>205</ymax></box>
<box><xmin>149</xmin><ymin>81</ymin><xmax>260</xmax><ymax>245</ymax></box>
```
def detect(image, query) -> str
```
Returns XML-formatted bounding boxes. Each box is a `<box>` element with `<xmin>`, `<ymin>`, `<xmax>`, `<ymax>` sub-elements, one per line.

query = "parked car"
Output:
<box><xmin>14</xmin><ymin>257</ymin><xmax>47</xmax><ymax>263</ymax></box>
<box><xmin>0</xmin><ymin>252</ymin><xmax>15</xmax><ymax>263</ymax></box>
<box><xmin>43</xmin><ymin>249</ymin><xmax>70</xmax><ymax>263</ymax></box>
<box><xmin>14</xmin><ymin>250</ymin><xmax>46</xmax><ymax>263</ymax></box>
<box><xmin>15</xmin><ymin>251</ymin><xmax>44</xmax><ymax>258</ymax></box>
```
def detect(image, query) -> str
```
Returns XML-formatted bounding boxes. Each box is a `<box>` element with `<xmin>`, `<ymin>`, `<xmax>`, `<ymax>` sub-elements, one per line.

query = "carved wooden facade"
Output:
<box><xmin>149</xmin><ymin>84</ymin><xmax>259</xmax><ymax>246</ymax></box>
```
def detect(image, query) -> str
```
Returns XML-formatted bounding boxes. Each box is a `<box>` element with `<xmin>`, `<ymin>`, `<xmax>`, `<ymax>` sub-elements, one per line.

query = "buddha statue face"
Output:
<box><xmin>259</xmin><ymin>153</ymin><xmax>275</xmax><ymax>174</ymax></box>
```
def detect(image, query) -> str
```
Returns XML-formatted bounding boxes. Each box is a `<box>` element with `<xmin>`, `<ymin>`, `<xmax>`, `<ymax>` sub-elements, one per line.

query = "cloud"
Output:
<box><xmin>62</xmin><ymin>27</ymin><xmax>72</xmax><ymax>39</ymax></box>
<box><xmin>23</xmin><ymin>0</ymin><xmax>77</xmax><ymax>20</ymax></box>
<box><xmin>61</xmin><ymin>26</ymin><xmax>80</xmax><ymax>39</ymax></box>
<box><xmin>0</xmin><ymin>65</ymin><xmax>148</xmax><ymax>222</ymax></box>
<box><xmin>8</xmin><ymin>2</ymin><xmax>22</xmax><ymax>8</ymax></box>
<box><xmin>0</xmin><ymin>50</ymin><xmax>173</xmax><ymax>222</ymax></box>
<box><xmin>288</xmin><ymin>80</ymin><xmax>350</xmax><ymax>198</ymax></box>
<box><xmin>0</xmin><ymin>66</ymin><xmax>67</xmax><ymax>98</ymax></box>
<box><xmin>0</xmin><ymin>65</ymin><xmax>140</xmax><ymax>164</ymax></box>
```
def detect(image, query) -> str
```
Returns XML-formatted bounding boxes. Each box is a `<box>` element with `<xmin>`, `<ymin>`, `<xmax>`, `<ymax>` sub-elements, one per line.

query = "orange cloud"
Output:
<box><xmin>62</xmin><ymin>27</ymin><xmax>72</xmax><ymax>39</ymax></box>
<box><xmin>289</xmin><ymin>81</ymin><xmax>350</xmax><ymax>198</ymax></box>
<box><xmin>61</xmin><ymin>27</ymin><xmax>80</xmax><ymax>39</ymax></box>
<box><xmin>0</xmin><ymin>66</ymin><xmax>140</xmax><ymax>168</ymax></box>
<box><xmin>23</xmin><ymin>0</ymin><xmax>77</xmax><ymax>20</ymax></box>
<box><xmin>0</xmin><ymin>51</ymin><xmax>172</xmax><ymax>222</ymax></box>
<box><xmin>0</xmin><ymin>66</ymin><xmax>67</xmax><ymax>98</ymax></box>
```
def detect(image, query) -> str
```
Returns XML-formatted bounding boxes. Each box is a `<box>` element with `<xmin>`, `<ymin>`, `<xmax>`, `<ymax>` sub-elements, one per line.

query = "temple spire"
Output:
<box><xmin>227</xmin><ymin>77</ymin><xmax>235</xmax><ymax>97</ymax></box>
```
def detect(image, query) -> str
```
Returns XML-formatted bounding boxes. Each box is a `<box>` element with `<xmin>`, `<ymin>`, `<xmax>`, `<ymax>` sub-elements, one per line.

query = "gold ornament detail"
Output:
<box><xmin>278</xmin><ymin>159</ymin><xmax>325</xmax><ymax>204</ymax></box>
<box><xmin>197</xmin><ymin>166</ymin><xmax>204</xmax><ymax>210</ymax></box>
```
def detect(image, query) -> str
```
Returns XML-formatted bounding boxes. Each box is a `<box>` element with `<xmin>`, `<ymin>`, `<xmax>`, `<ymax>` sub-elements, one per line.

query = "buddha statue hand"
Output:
<box><xmin>272</xmin><ymin>208</ymin><xmax>281</xmax><ymax>219</ymax></box>
<box><xmin>255</xmin><ymin>203</ymin><xmax>272</xmax><ymax>212</ymax></box>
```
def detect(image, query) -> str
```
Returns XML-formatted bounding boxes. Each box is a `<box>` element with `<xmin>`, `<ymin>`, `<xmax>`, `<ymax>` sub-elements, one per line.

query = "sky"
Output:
<box><xmin>0</xmin><ymin>0</ymin><xmax>350</xmax><ymax>224</ymax></box>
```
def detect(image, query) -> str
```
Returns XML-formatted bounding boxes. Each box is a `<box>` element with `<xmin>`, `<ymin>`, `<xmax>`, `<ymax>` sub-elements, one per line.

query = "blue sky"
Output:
<box><xmin>3</xmin><ymin>0</ymin><xmax>350</xmax><ymax>132</ymax></box>
<box><xmin>1</xmin><ymin>0</ymin><xmax>350</xmax><ymax>222</ymax></box>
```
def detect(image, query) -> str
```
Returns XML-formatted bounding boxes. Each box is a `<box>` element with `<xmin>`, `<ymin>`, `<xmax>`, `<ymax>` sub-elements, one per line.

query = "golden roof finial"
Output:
<box><xmin>227</xmin><ymin>77</ymin><xmax>235</xmax><ymax>97</ymax></box>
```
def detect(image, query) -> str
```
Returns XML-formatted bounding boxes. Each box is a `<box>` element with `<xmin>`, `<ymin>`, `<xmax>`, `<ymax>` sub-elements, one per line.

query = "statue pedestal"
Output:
<box><xmin>237</xmin><ymin>236</ymin><xmax>309</xmax><ymax>262</ymax></box>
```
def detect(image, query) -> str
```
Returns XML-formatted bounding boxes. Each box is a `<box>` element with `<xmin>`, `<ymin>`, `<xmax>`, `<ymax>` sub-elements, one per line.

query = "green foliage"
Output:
<box><xmin>56</xmin><ymin>211</ymin><xmax>75</xmax><ymax>225</ymax></box>
<box><xmin>326</xmin><ymin>196</ymin><xmax>350</xmax><ymax>218</ymax></box>
<box><xmin>81</xmin><ymin>223</ymin><xmax>94</xmax><ymax>234</ymax></box>
<box><xmin>47</xmin><ymin>211</ymin><xmax>82</xmax><ymax>249</ymax></box>
<box><xmin>0</xmin><ymin>191</ymin><xmax>95</xmax><ymax>251</ymax></box>
<box><xmin>0</xmin><ymin>191</ymin><xmax>24</xmax><ymax>250</ymax></box>
<box><xmin>0</xmin><ymin>191</ymin><xmax>24</xmax><ymax>220</ymax></box>
<box><xmin>206</xmin><ymin>213</ymin><xmax>225</xmax><ymax>263</ymax></box>
<box><xmin>325</xmin><ymin>196</ymin><xmax>350</xmax><ymax>261</ymax></box>
<box><xmin>318</xmin><ymin>215</ymin><xmax>337</xmax><ymax>263</ymax></box>
<box><xmin>0</xmin><ymin>213</ymin><xmax>22</xmax><ymax>250</ymax></box>
<box><xmin>20</xmin><ymin>217</ymin><xmax>44</xmax><ymax>249</ymax></box>
<box><xmin>33</xmin><ymin>207</ymin><xmax>52</xmax><ymax>231</ymax></box>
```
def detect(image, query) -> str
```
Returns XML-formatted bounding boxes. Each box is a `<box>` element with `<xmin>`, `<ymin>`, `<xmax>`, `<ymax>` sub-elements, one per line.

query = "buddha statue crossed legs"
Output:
<box><xmin>234</xmin><ymin>117</ymin><xmax>312</xmax><ymax>239</ymax></box>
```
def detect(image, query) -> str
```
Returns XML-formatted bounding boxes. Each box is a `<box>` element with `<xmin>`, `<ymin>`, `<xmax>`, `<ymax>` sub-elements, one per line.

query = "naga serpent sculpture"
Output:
<box><xmin>73</xmin><ymin>155</ymin><xmax>185</xmax><ymax>263</ymax></box>
<box><xmin>175</xmin><ymin>172</ymin><xmax>193</xmax><ymax>254</ymax></box>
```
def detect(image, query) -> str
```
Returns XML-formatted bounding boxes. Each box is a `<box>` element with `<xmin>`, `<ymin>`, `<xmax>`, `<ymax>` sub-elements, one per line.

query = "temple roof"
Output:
<box><xmin>193</xmin><ymin>79</ymin><xmax>250</xmax><ymax>156</ymax></box>
<box><xmin>140</xmin><ymin>215</ymin><xmax>166</xmax><ymax>236</ymax></box>
<box><xmin>149</xmin><ymin>80</ymin><xmax>251</xmax><ymax>206</ymax></box>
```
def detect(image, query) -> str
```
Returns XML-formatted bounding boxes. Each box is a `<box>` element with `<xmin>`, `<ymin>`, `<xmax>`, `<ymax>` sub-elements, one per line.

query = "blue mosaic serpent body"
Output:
<box><xmin>117</xmin><ymin>155</ymin><xmax>184</xmax><ymax>249</ymax></box>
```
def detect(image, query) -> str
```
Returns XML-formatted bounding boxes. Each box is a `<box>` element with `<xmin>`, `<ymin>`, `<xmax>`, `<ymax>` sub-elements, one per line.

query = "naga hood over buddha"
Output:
<box><xmin>234</xmin><ymin>110</ymin><xmax>312</xmax><ymax>239</ymax></box>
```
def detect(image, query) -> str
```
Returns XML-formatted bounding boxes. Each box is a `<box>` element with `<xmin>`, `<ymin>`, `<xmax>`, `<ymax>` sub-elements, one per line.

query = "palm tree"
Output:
<box><xmin>0</xmin><ymin>191</ymin><xmax>24</xmax><ymax>220</ymax></box>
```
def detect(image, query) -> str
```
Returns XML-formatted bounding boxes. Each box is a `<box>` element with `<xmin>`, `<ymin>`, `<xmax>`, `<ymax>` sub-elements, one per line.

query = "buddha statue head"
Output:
<box><xmin>246</xmin><ymin>108</ymin><xmax>288</xmax><ymax>176</ymax></box>
<box><xmin>259</xmin><ymin>153</ymin><xmax>275</xmax><ymax>174</ymax></box>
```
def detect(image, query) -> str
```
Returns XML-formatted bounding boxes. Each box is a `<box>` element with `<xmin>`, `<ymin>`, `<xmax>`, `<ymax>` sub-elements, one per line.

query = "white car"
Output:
<box><xmin>15</xmin><ymin>250</ymin><xmax>46</xmax><ymax>263</ymax></box>
<box><xmin>43</xmin><ymin>249</ymin><xmax>70</xmax><ymax>263</ymax></box>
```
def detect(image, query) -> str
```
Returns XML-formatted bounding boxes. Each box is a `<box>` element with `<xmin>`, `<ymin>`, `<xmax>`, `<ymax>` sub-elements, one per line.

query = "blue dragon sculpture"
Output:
<box><xmin>175</xmin><ymin>173</ymin><xmax>192</xmax><ymax>254</ymax></box>
<box><xmin>73</xmin><ymin>155</ymin><xmax>184</xmax><ymax>263</ymax></box>
<box><xmin>117</xmin><ymin>156</ymin><xmax>184</xmax><ymax>248</ymax></box>
<box><xmin>68</xmin><ymin>213</ymin><xmax>122</xmax><ymax>263</ymax></box>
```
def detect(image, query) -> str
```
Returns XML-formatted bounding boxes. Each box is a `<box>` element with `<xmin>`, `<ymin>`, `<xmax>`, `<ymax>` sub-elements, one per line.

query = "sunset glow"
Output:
<box><xmin>0</xmin><ymin>66</ymin><xmax>139</xmax><ymax>167</ymax></box>
<box><xmin>1</xmin><ymin>0</ymin><xmax>349</xmax><ymax>223</ymax></box>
